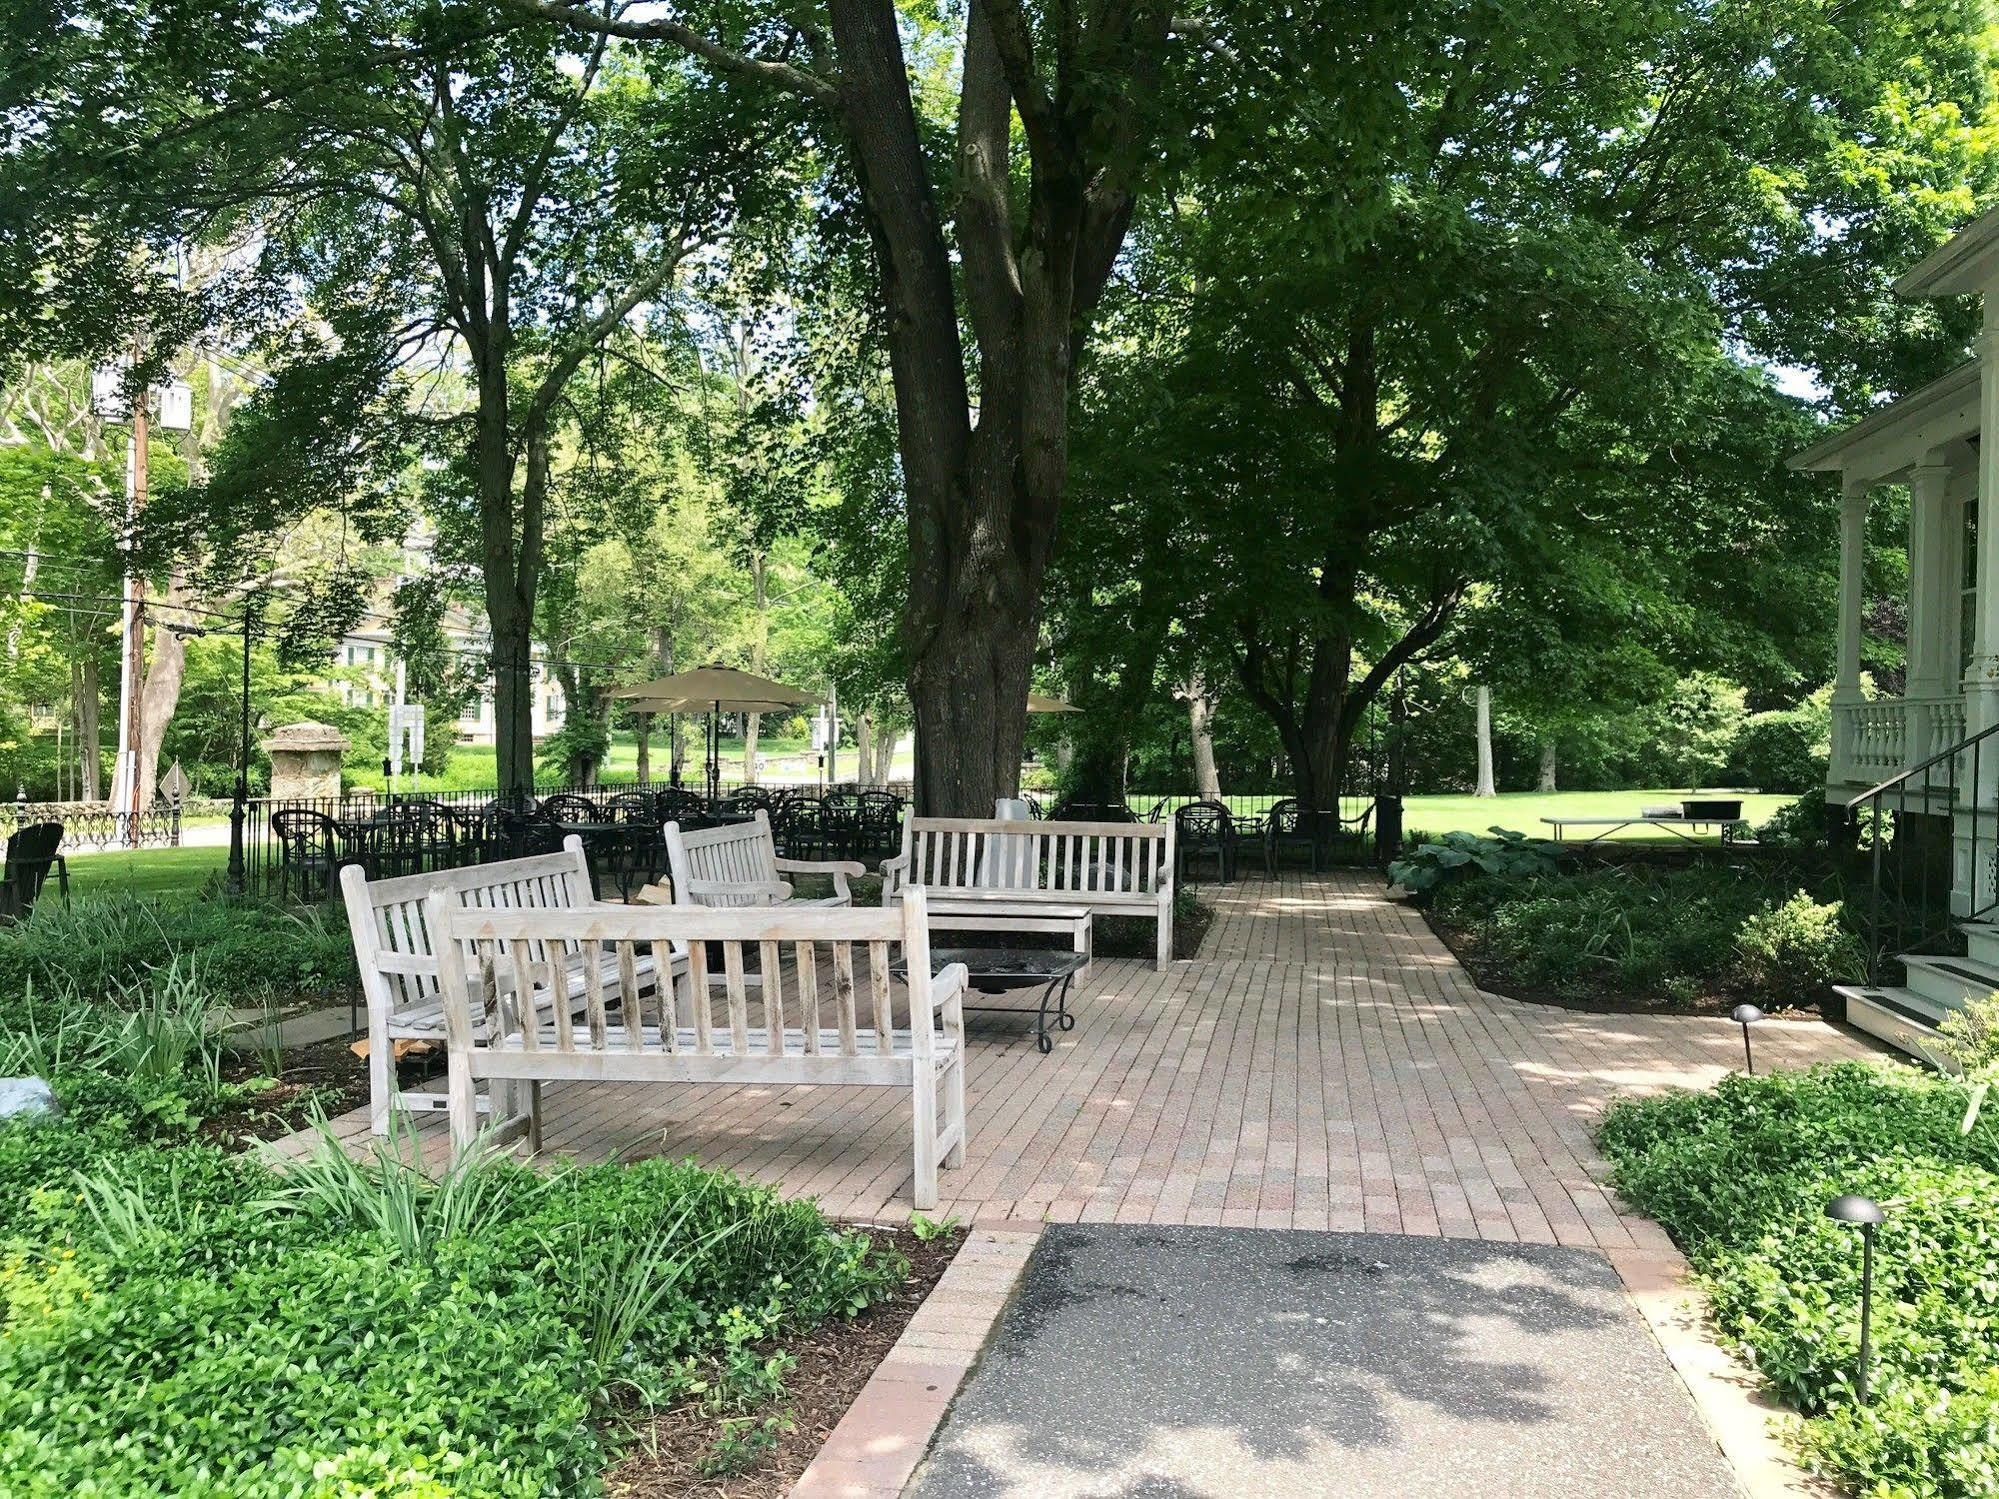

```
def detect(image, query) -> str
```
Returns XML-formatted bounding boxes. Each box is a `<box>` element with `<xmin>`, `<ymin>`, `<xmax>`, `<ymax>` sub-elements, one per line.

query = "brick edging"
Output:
<box><xmin>790</xmin><ymin>1221</ymin><xmax>1041</xmax><ymax>1498</ymax></box>
<box><xmin>1609</xmin><ymin>1246</ymin><xmax>1836</xmax><ymax>1499</ymax></box>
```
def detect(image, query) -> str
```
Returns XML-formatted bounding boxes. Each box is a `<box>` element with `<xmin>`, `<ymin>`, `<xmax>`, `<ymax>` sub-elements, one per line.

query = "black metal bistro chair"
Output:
<box><xmin>854</xmin><ymin>790</ymin><xmax>905</xmax><ymax>862</ymax></box>
<box><xmin>0</xmin><ymin>821</ymin><xmax>68</xmax><ymax>921</ymax></box>
<box><xmin>538</xmin><ymin>792</ymin><xmax>604</xmax><ymax>824</ymax></box>
<box><xmin>270</xmin><ymin>808</ymin><xmax>347</xmax><ymax>902</ymax></box>
<box><xmin>1174</xmin><ymin>800</ymin><xmax>1237</xmax><ymax>884</ymax></box>
<box><xmin>372</xmin><ymin>801</ymin><xmax>456</xmax><ymax>880</ymax></box>
<box><xmin>775</xmin><ymin>795</ymin><xmax>842</xmax><ymax>862</ymax></box>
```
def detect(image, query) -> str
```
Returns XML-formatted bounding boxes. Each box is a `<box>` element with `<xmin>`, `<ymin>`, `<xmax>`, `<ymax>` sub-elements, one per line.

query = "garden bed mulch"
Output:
<box><xmin>606</xmin><ymin>1226</ymin><xmax>962</xmax><ymax>1498</ymax></box>
<box><xmin>1421</xmin><ymin>906</ymin><xmax>1829</xmax><ymax>1020</ymax></box>
<box><xmin>200</xmin><ymin>1031</ymin><xmax>376</xmax><ymax>1143</ymax></box>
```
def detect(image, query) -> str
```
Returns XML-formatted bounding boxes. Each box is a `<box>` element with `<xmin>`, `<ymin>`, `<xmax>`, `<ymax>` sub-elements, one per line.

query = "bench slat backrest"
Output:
<box><xmin>340</xmin><ymin>838</ymin><xmax>595</xmax><ymax>1019</ymax></box>
<box><xmin>433</xmin><ymin>888</ymin><xmax>936</xmax><ymax>1061</ymax></box>
<box><xmin>899</xmin><ymin>816</ymin><xmax>1172</xmax><ymax>897</ymax></box>
<box><xmin>663</xmin><ymin>810</ymin><xmax>782</xmax><ymax>907</ymax></box>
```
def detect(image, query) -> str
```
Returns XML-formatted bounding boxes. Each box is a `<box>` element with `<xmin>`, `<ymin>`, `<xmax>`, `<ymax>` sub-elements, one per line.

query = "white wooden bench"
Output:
<box><xmin>664</xmin><ymin>810</ymin><xmax>866</xmax><ymax>909</ymax></box>
<box><xmin>339</xmin><ymin>837</ymin><xmax>677</xmax><ymax>1135</ymax></box>
<box><xmin>882</xmin><ymin>816</ymin><xmax>1176</xmax><ymax>970</ymax></box>
<box><xmin>430</xmin><ymin>887</ymin><xmax>969</xmax><ymax>1209</ymax></box>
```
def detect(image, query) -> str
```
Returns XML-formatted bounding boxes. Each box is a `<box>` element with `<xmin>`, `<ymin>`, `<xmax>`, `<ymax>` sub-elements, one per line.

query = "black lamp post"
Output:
<box><xmin>226</xmin><ymin>602</ymin><xmax>253</xmax><ymax>898</ymax></box>
<box><xmin>1825</xmin><ymin>1194</ymin><xmax>1886</xmax><ymax>1404</ymax></box>
<box><xmin>1731</xmin><ymin>1003</ymin><xmax>1765</xmax><ymax>1074</ymax></box>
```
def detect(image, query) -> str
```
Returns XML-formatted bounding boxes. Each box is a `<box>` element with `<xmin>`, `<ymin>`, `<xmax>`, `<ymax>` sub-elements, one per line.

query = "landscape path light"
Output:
<box><xmin>1825</xmin><ymin>1193</ymin><xmax>1886</xmax><ymax>1404</ymax></box>
<box><xmin>1731</xmin><ymin>1003</ymin><xmax>1765</xmax><ymax>1074</ymax></box>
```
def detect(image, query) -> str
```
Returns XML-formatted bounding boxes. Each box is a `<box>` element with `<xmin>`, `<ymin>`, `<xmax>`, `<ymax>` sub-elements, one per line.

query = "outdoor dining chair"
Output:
<box><xmin>1174</xmin><ymin>800</ymin><xmax>1237</xmax><ymax>883</ymax></box>
<box><xmin>269</xmin><ymin>807</ymin><xmax>346</xmax><ymax>902</ymax></box>
<box><xmin>0</xmin><ymin>821</ymin><xmax>68</xmax><ymax>921</ymax></box>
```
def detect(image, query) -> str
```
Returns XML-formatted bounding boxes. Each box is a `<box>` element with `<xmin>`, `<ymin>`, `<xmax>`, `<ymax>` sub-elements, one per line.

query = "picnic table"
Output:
<box><xmin>1542</xmin><ymin>799</ymin><xmax>1753</xmax><ymax>848</ymax></box>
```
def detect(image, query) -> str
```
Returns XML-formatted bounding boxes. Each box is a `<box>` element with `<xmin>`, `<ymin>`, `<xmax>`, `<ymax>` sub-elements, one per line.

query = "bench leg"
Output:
<box><xmin>1156</xmin><ymin>907</ymin><xmax>1172</xmax><ymax>970</ymax></box>
<box><xmin>943</xmin><ymin>1052</ymin><xmax>966</xmax><ymax>1170</ymax></box>
<box><xmin>1075</xmin><ymin>919</ymin><xmax>1093</xmax><ymax>988</ymax></box>
<box><xmin>911</xmin><ymin>1066</ymin><xmax>939</xmax><ymax>1211</ymax></box>
<box><xmin>368</xmin><ymin>1005</ymin><xmax>394</xmax><ymax>1136</ymax></box>
<box><xmin>446</xmin><ymin>1050</ymin><xmax>477</xmax><ymax>1162</ymax></box>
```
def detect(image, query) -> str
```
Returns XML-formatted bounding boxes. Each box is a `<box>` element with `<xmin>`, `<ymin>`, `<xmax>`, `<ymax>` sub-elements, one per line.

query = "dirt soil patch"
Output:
<box><xmin>1422</xmin><ymin>908</ymin><xmax>1830</xmax><ymax>1021</ymax></box>
<box><xmin>606</xmin><ymin>1226</ymin><xmax>963</xmax><ymax>1498</ymax></box>
<box><xmin>202</xmin><ymin>1029</ymin><xmax>402</xmax><ymax>1143</ymax></box>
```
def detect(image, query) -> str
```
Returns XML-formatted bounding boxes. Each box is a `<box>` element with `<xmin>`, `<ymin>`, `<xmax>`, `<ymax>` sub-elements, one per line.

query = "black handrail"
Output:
<box><xmin>1845</xmin><ymin>715</ymin><xmax>1999</xmax><ymax>982</ymax></box>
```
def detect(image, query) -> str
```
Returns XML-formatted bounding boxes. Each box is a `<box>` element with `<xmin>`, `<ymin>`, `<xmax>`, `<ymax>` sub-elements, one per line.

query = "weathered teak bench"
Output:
<box><xmin>882</xmin><ymin>816</ymin><xmax>1176</xmax><ymax>970</ymax></box>
<box><xmin>664</xmin><ymin>809</ymin><xmax>866</xmax><ymax>909</ymax></box>
<box><xmin>339</xmin><ymin>837</ymin><xmax>676</xmax><ymax>1135</ymax></box>
<box><xmin>430</xmin><ymin>887</ymin><xmax>969</xmax><ymax>1209</ymax></box>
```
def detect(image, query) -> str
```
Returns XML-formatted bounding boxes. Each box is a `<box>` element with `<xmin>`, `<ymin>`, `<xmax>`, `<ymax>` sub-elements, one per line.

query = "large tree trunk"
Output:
<box><xmin>481</xmin><ymin>405</ymin><xmax>544</xmax><ymax>800</ymax></box>
<box><xmin>855</xmin><ymin>713</ymin><xmax>873</xmax><ymax>786</ymax></box>
<box><xmin>1538</xmin><ymin>738</ymin><xmax>1557</xmax><ymax>793</ymax></box>
<box><xmin>1186</xmin><ymin>677</ymin><xmax>1221</xmax><ymax>800</ymax></box>
<box><xmin>635</xmin><ymin>713</ymin><xmax>651</xmax><ymax>783</ymax></box>
<box><xmin>72</xmin><ymin>656</ymin><xmax>101</xmax><ymax>802</ymax></box>
<box><xmin>908</xmin><ymin>588</ymin><xmax>1038</xmax><ymax>814</ymax></box>
<box><xmin>133</xmin><ymin>581</ymin><xmax>191</xmax><ymax>811</ymax></box>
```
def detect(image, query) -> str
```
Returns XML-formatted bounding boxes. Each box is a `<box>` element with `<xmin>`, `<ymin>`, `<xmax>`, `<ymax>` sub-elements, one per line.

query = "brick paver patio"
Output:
<box><xmin>297</xmin><ymin>872</ymin><xmax>1880</xmax><ymax>1251</ymax></box>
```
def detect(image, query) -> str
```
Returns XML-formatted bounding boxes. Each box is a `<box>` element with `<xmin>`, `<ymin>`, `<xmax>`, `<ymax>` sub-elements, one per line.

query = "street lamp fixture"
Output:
<box><xmin>1731</xmin><ymin>1003</ymin><xmax>1765</xmax><ymax>1074</ymax></box>
<box><xmin>1825</xmin><ymin>1193</ymin><xmax>1887</xmax><ymax>1405</ymax></box>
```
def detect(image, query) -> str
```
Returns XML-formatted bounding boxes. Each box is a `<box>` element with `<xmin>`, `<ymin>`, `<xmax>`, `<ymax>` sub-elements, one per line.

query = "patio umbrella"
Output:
<box><xmin>1027</xmin><ymin>692</ymin><xmax>1082</xmax><ymax>713</ymax></box>
<box><xmin>611</xmin><ymin>665</ymin><xmax>824</xmax><ymax>801</ymax></box>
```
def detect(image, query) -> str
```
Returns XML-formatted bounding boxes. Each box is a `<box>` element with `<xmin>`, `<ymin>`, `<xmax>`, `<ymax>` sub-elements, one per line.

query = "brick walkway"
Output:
<box><xmin>298</xmin><ymin>873</ymin><xmax>1879</xmax><ymax>1252</ymax></box>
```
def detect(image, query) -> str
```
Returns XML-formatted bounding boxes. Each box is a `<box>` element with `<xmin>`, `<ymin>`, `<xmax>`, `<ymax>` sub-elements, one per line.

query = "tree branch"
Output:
<box><xmin>499</xmin><ymin>0</ymin><xmax>841</xmax><ymax>106</ymax></box>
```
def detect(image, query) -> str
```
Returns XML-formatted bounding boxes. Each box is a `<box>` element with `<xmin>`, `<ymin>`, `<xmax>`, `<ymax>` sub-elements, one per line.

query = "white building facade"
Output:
<box><xmin>1794</xmin><ymin>204</ymin><xmax>1999</xmax><ymax>1047</ymax></box>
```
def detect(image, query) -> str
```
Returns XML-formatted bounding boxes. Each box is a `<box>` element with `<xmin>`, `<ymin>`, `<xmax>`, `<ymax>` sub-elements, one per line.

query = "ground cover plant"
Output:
<box><xmin>1420</xmin><ymin>850</ymin><xmax>1862</xmax><ymax>1011</ymax></box>
<box><xmin>1601</xmin><ymin>1060</ymin><xmax>1999</xmax><ymax>1496</ymax></box>
<box><xmin>0</xmin><ymin>967</ymin><xmax>911</xmax><ymax>1497</ymax></box>
<box><xmin>0</xmin><ymin>891</ymin><xmax>356</xmax><ymax>1007</ymax></box>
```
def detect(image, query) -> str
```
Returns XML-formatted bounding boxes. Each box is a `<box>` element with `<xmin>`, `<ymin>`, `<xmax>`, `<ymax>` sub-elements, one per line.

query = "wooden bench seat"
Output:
<box><xmin>432</xmin><ymin>890</ymin><xmax>969</xmax><ymax>1208</ymax></box>
<box><xmin>882</xmin><ymin>816</ymin><xmax>1175</xmax><ymax>969</ymax></box>
<box><xmin>340</xmin><ymin>837</ymin><xmax>681</xmax><ymax>1135</ymax></box>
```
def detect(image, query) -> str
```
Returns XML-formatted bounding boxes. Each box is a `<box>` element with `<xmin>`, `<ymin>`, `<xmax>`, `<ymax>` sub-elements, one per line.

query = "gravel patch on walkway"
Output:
<box><xmin>909</xmin><ymin>1224</ymin><xmax>1737</xmax><ymax>1499</ymax></box>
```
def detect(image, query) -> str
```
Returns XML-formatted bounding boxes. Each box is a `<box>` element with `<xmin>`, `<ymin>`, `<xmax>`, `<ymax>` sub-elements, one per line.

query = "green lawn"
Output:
<box><xmin>342</xmin><ymin>731</ymin><xmax>912</xmax><ymax>793</ymax></box>
<box><xmin>1403</xmin><ymin>788</ymin><xmax>1792</xmax><ymax>842</ymax></box>
<box><xmin>62</xmin><ymin>844</ymin><xmax>230</xmax><ymax>896</ymax></box>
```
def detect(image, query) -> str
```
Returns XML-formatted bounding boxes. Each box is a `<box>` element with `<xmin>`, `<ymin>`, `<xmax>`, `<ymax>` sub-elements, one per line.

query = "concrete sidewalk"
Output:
<box><xmin>908</xmin><ymin>1224</ymin><xmax>1737</xmax><ymax>1499</ymax></box>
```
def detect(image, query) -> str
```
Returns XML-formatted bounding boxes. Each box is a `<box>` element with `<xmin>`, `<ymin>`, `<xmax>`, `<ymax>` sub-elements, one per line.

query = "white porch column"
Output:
<box><xmin>1906</xmin><ymin>455</ymin><xmax>1955</xmax><ymax>763</ymax></box>
<box><xmin>1830</xmin><ymin>474</ymin><xmax>1870</xmax><ymax>783</ymax></box>
<box><xmin>1968</xmin><ymin>299</ymin><xmax>1999</xmax><ymax>735</ymax></box>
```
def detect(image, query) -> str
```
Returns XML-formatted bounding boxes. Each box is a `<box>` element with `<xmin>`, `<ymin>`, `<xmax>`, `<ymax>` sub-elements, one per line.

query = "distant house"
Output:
<box><xmin>325</xmin><ymin>608</ymin><xmax>568</xmax><ymax>745</ymax></box>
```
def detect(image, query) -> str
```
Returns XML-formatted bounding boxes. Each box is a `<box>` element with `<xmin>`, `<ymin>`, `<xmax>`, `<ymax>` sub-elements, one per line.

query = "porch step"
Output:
<box><xmin>1960</xmin><ymin>920</ymin><xmax>1999</xmax><ymax>968</ymax></box>
<box><xmin>1901</xmin><ymin>953</ymin><xmax>1999</xmax><ymax>1009</ymax></box>
<box><xmin>1832</xmin><ymin>984</ymin><xmax>1943</xmax><ymax>1055</ymax></box>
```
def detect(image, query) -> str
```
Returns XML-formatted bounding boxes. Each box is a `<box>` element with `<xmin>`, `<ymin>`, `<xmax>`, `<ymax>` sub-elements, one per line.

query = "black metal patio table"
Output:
<box><xmin>894</xmin><ymin>947</ymin><xmax>1085</xmax><ymax>1054</ymax></box>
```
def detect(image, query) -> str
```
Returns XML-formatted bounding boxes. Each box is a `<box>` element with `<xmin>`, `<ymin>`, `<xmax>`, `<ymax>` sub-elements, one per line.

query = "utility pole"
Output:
<box><xmin>109</xmin><ymin>331</ymin><xmax>148</xmax><ymax>843</ymax></box>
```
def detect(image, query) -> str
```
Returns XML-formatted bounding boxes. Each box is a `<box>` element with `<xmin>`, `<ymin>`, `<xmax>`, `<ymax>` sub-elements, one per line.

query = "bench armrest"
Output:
<box><xmin>686</xmin><ymin>878</ymin><xmax>795</xmax><ymax>904</ymax></box>
<box><xmin>776</xmin><ymin>855</ymin><xmax>865</xmax><ymax>904</ymax></box>
<box><xmin>931</xmin><ymin>961</ymin><xmax>968</xmax><ymax>1037</ymax></box>
<box><xmin>879</xmin><ymin>852</ymin><xmax>910</xmax><ymax>904</ymax></box>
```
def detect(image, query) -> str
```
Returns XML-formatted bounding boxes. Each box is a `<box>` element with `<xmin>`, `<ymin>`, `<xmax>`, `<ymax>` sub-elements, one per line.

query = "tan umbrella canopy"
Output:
<box><xmin>612</xmin><ymin>664</ymin><xmax>824</xmax><ymax>713</ymax></box>
<box><xmin>1026</xmin><ymin>692</ymin><xmax>1082</xmax><ymax>714</ymax></box>
<box><xmin>610</xmin><ymin>665</ymin><xmax>824</xmax><ymax>798</ymax></box>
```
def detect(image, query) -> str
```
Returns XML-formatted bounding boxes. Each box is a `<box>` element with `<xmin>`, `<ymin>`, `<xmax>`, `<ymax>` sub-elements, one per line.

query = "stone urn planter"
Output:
<box><xmin>262</xmin><ymin>721</ymin><xmax>349</xmax><ymax>801</ymax></box>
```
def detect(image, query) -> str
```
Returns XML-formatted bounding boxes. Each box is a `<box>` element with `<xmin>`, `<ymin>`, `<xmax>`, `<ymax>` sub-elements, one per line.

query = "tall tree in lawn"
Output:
<box><xmin>1</xmin><ymin>2</ymin><xmax>782</xmax><ymax>798</ymax></box>
<box><xmin>514</xmin><ymin>0</ymin><xmax>1206</xmax><ymax>813</ymax></box>
<box><xmin>1063</xmin><ymin>0</ymin><xmax>1996</xmax><ymax>809</ymax></box>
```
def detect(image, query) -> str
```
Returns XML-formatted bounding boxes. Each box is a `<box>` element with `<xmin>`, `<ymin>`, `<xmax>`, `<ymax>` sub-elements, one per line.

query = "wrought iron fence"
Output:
<box><xmin>0</xmin><ymin>797</ymin><xmax>189</xmax><ymax>852</ymax></box>
<box><xmin>246</xmin><ymin>775</ymin><xmax>917</xmax><ymax>901</ymax></box>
